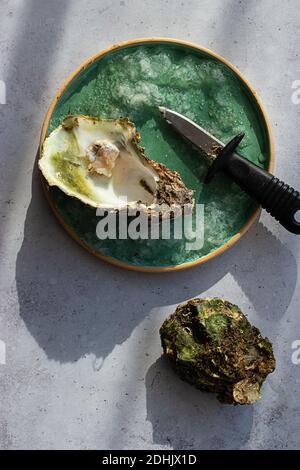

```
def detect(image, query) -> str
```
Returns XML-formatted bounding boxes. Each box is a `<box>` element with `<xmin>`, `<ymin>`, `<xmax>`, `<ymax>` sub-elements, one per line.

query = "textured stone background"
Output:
<box><xmin>0</xmin><ymin>0</ymin><xmax>300</xmax><ymax>450</ymax></box>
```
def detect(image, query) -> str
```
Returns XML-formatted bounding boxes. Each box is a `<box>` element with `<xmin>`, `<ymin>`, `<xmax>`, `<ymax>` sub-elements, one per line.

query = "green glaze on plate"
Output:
<box><xmin>44</xmin><ymin>41</ymin><xmax>271</xmax><ymax>269</ymax></box>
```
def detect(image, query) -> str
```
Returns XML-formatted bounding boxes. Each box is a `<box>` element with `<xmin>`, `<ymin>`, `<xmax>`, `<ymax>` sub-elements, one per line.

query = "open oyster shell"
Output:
<box><xmin>39</xmin><ymin>115</ymin><xmax>194</xmax><ymax>217</ymax></box>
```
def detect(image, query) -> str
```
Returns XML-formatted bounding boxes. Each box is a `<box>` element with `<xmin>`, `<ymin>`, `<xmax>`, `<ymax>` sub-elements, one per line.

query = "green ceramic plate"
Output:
<box><xmin>40</xmin><ymin>38</ymin><xmax>273</xmax><ymax>272</ymax></box>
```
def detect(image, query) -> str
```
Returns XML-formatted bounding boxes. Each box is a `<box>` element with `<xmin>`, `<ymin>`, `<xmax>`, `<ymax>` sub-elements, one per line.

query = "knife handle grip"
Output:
<box><xmin>226</xmin><ymin>153</ymin><xmax>300</xmax><ymax>234</ymax></box>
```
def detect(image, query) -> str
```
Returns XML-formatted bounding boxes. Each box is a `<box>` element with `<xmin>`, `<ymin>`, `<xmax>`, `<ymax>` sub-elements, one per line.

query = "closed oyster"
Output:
<box><xmin>160</xmin><ymin>298</ymin><xmax>276</xmax><ymax>404</ymax></box>
<box><xmin>39</xmin><ymin>115</ymin><xmax>194</xmax><ymax>216</ymax></box>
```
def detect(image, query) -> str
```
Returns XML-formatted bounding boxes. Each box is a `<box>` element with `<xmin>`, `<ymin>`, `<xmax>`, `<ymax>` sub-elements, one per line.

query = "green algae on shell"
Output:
<box><xmin>160</xmin><ymin>298</ymin><xmax>276</xmax><ymax>404</ymax></box>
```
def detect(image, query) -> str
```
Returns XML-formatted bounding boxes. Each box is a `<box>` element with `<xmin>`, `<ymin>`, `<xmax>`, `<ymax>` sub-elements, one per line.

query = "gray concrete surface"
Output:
<box><xmin>0</xmin><ymin>0</ymin><xmax>300</xmax><ymax>450</ymax></box>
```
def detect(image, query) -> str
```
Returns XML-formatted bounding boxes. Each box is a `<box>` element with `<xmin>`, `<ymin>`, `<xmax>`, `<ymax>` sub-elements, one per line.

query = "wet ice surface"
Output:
<box><xmin>49</xmin><ymin>45</ymin><xmax>268</xmax><ymax>267</ymax></box>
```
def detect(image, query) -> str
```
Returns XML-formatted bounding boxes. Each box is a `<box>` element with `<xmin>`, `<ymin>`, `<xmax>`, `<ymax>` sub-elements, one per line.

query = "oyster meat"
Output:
<box><xmin>160</xmin><ymin>298</ymin><xmax>276</xmax><ymax>405</ymax></box>
<box><xmin>39</xmin><ymin>115</ymin><xmax>194</xmax><ymax>216</ymax></box>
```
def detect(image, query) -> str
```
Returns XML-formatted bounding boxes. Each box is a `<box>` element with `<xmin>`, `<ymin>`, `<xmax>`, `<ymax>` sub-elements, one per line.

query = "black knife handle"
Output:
<box><xmin>226</xmin><ymin>153</ymin><xmax>300</xmax><ymax>234</ymax></box>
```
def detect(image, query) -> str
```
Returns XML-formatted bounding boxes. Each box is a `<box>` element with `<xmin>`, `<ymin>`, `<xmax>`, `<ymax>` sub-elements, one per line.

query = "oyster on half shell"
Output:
<box><xmin>39</xmin><ymin>115</ymin><xmax>194</xmax><ymax>216</ymax></box>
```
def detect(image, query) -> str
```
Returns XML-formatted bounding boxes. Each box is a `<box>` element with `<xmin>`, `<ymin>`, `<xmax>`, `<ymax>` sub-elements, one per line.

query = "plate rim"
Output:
<box><xmin>39</xmin><ymin>37</ymin><xmax>275</xmax><ymax>273</ymax></box>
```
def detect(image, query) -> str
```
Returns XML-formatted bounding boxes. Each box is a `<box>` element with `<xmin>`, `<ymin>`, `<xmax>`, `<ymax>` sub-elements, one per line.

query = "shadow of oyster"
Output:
<box><xmin>160</xmin><ymin>298</ymin><xmax>276</xmax><ymax>405</ymax></box>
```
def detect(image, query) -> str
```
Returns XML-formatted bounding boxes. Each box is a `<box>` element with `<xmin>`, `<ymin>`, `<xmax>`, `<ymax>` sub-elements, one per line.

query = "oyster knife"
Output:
<box><xmin>159</xmin><ymin>106</ymin><xmax>300</xmax><ymax>234</ymax></box>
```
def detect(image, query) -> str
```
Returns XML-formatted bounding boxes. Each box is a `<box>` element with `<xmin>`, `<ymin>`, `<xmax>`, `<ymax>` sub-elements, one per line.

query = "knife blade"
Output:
<box><xmin>158</xmin><ymin>106</ymin><xmax>225</xmax><ymax>161</ymax></box>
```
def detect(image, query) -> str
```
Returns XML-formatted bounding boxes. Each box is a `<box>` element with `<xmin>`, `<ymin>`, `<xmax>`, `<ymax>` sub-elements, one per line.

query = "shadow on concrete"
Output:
<box><xmin>0</xmin><ymin>0</ymin><xmax>69</xmax><ymax>246</ymax></box>
<box><xmin>145</xmin><ymin>357</ymin><xmax>254</xmax><ymax>449</ymax></box>
<box><xmin>16</xmin><ymin>158</ymin><xmax>297</xmax><ymax>365</ymax></box>
<box><xmin>15</xmin><ymin>163</ymin><xmax>226</xmax><ymax>363</ymax></box>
